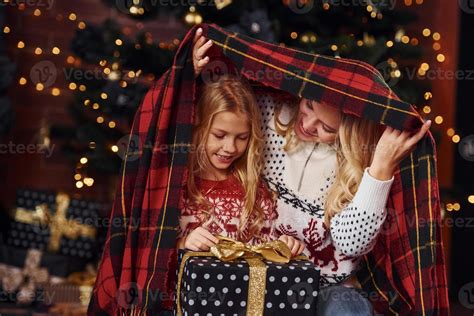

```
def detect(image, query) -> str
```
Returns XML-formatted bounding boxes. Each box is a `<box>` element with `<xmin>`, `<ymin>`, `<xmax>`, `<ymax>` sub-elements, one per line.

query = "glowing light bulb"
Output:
<box><xmin>468</xmin><ymin>195</ymin><xmax>474</xmax><ymax>204</ymax></box>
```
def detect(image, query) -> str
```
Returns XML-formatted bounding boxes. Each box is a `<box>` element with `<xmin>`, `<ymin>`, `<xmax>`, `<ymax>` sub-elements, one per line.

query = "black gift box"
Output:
<box><xmin>176</xmin><ymin>251</ymin><xmax>320</xmax><ymax>316</ymax></box>
<box><xmin>6</xmin><ymin>189</ymin><xmax>100</xmax><ymax>259</ymax></box>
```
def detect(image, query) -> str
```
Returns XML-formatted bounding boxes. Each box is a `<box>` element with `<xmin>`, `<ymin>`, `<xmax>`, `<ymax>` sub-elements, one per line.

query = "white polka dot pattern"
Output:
<box><xmin>330</xmin><ymin>168</ymin><xmax>393</xmax><ymax>257</ymax></box>
<box><xmin>176</xmin><ymin>251</ymin><xmax>319</xmax><ymax>315</ymax></box>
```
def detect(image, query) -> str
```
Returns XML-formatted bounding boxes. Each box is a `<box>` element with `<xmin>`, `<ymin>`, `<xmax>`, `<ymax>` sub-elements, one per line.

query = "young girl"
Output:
<box><xmin>176</xmin><ymin>75</ymin><xmax>304</xmax><ymax>254</ymax></box>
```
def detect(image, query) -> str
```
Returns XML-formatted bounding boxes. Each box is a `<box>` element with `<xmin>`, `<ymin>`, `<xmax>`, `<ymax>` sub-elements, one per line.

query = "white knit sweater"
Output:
<box><xmin>258</xmin><ymin>93</ymin><xmax>394</xmax><ymax>288</ymax></box>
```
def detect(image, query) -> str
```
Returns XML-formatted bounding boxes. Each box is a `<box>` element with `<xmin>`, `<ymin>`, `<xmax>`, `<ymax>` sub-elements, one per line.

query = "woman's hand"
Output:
<box><xmin>183</xmin><ymin>227</ymin><xmax>219</xmax><ymax>251</ymax></box>
<box><xmin>193</xmin><ymin>27</ymin><xmax>213</xmax><ymax>77</ymax></box>
<box><xmin>370</xmin><ymin>120</ymin><xmax>432</xmax><ymax>180</ymax></box>
<box><xmin>278</xmin><ymin>235</ymin><xmax>305</xmax><ymax>257</ymax></box>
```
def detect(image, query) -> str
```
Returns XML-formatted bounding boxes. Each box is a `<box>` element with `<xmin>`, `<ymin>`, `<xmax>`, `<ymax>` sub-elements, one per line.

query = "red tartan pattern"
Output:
<box><xmin>88</xmin><ymin>23</ymin><xmax>449</xmax><ymax>316</ymax></box>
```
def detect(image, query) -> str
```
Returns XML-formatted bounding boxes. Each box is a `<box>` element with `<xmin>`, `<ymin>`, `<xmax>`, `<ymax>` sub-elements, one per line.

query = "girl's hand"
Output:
<box><xmin>184</xmin><ymin>227</ymin><xmax>219</xmax><ymax>251</ymax></box>
<box><xmin>193</xmin><ymin>27</ymin><xmax>213</xmax><ymax>77</ymax></box>
<box><xmin>278</xmin><ymin>235</ymin><xmax>305</xmax><ymax>257</ymax></box>
<box><xmin>370</xmin><ymin>120</ymin><xmax>432</xmax><ymax>180</ymax></box>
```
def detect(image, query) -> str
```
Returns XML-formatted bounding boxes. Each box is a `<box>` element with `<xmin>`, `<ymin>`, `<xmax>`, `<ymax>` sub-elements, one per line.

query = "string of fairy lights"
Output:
<box><xmin>3</xmin><ymin>3</ymin><xmax>180</xmax><ymax>190</ymax></box>
<box><xmin>3</xmin><ymin>0</ymin><xmax>473</xmax><ymax>209</ymax></box>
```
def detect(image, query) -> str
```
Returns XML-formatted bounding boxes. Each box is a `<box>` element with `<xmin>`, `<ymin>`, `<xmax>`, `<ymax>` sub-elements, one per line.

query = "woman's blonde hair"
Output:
<box><xmin>187</xmin><ymin>75</ymin><xmax>266</xmax><ymax>242</ymax></box>
<box><xmin>274</xmin><ymin>100</ymin><xmax>381</xmax><ymax>225</ymax></box>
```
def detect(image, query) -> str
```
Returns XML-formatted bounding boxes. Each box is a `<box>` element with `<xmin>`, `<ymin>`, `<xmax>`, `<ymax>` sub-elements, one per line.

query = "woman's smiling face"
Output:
<box><xmin>294</xmin><ymin>98</ymin><xmax>341</xmax><ymax>144</ymax></box>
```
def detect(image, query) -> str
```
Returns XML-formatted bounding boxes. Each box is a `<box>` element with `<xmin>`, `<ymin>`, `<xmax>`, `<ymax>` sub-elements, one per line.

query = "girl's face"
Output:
<box><xmin>294</xmin><ymin>98</ymin><xmax>341</xmax><ymax>144</ymax></box>
<box><xmin>204</xmin><ymin>111</ymin><xmax>250</xmax><ymax>179</ymax></box>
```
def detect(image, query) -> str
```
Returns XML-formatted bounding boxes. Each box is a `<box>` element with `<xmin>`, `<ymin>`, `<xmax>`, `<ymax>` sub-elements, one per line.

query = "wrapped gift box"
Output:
<box><xmin>43</xmin><ymin>284</ymin><xmax>93</xmax><ymax>306</ymax></box>
<box><xmin>176</xmin><ymin>251</ymin><xmax>320</xmax><ymax>315</ymax></box>
<box><xmin>0</xmin><ymin>244</ymin><xmax>88</xmax><ymax>305</ymax></box>
<box><xmin>6</xmin><ymin>189</ymin><xmax>100</xmax><ymax>260</ymax></box>
<box><xmin>43</xmin><ymin>264</ymin><xmax>96</xmax><ymax>307</ymax></box>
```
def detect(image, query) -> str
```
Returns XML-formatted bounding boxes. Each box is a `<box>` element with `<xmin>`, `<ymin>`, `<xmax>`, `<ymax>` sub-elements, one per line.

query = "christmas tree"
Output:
<box><xmin>57</xmin><ymin>0</ymin><xmax>436</xmax><ymax>190</ymax></box>
<box><xmin>52</xmin><ymin>18</ymin><xmax>176</xmax><ymax>185</ymax></box>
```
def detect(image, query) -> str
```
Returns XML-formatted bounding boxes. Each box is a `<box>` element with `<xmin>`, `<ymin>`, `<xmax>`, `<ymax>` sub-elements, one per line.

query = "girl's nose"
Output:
<box><xmin>223</xmin><ymin>140</ymin><xmax>236</xmax><ymax>153</ymax></box>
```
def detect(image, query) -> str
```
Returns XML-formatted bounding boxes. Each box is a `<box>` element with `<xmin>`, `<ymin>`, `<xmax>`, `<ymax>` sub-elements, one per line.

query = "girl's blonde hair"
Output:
<box><xmin>274</xmin><ymin>100</ymin><xmax>381</xmax><ymax>225</ymax></box>
<box><xmin>187</xmin><ymin>75</ymin><xmax>266</xmax><ymax>242</ymax></box>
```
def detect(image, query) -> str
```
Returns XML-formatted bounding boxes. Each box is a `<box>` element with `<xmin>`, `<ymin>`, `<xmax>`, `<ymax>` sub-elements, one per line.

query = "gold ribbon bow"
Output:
<box><xmin>176</xmin><ymin>236</ymin><xmax>303</xmax><ymax>316</ymax></box>
<box><xmin>0</xmin><ymin>249</ymin><xmax>49</xmax><ymax>304</ymax></box>
<box><xmin>14</xmin><ymin>192</ymin><xmax>96</xmax><ymax>252</ymax></box>
<box><xmin>210</xmin><ymin>236</ymin><xmax>292</xmax><ymax>263</ymax></box>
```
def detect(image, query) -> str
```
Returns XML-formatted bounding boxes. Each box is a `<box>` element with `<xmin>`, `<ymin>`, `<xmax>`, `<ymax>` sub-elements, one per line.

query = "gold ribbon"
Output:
<box><xmin>176</xmin><ymin>236</ymin><xmax>303</xmax><ymax>316</ymax></box>
<box><xmin>67</xmin><ymin>264</ymin><xmax>97</xmax><ymax>287</ymax></box>
<box><xmin>210</xmin><ymin>236</ymin><xmax>292</xmax><ymax>263</ymax></box>
<box><xmin>0</xmin><ymin>249</ymin><xmax>49</xmax><ymax>304</ymax></box>
<box><xmin>14</xmin><ymin>192</ymin><xmax>96</xmax><ymax>252</ymax></box>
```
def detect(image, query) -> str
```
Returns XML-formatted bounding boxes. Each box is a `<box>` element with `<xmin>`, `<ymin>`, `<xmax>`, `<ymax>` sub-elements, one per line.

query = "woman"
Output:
<box><xmin>192</xmin><ymin>27</ymin><xmax>430</xmax><ymax>315</ymax></box>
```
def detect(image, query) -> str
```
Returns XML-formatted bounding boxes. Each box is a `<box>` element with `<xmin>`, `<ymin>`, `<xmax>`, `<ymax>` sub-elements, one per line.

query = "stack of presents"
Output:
<box><xmin>0</xmin><ymin>189</ymin><xmax>102</xmax><ymax>315</ymax></box>
<box><xmin>0</xmin><ymin>190</ymin><xmax>323</xmax><ymax>315</ymax></box>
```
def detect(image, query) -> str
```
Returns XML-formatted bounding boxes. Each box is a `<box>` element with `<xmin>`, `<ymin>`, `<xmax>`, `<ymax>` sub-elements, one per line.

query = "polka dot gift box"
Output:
<box><xmin>175</xmin><ymin>248</ymin><xmax>320</xmax><ymax>315</ymax></box>
<box><xmin>6</xmin><ymin>189</ymin><xmax>100</xmax><ymax>260</ymax></box>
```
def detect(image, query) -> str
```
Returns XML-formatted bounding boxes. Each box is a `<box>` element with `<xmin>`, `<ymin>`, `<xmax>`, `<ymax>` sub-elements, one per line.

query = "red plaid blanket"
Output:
<box><xmin>88</xmin><ymin>23</ymin><xmax>449</xmax><ymax>315</ymax></box>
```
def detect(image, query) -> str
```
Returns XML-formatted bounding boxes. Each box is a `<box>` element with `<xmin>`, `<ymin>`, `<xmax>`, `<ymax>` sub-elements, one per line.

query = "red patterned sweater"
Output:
<box><xmin>178</xmin><ymin>175</ymin><xmax>278</xmax><ymax>245</ymax></box>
